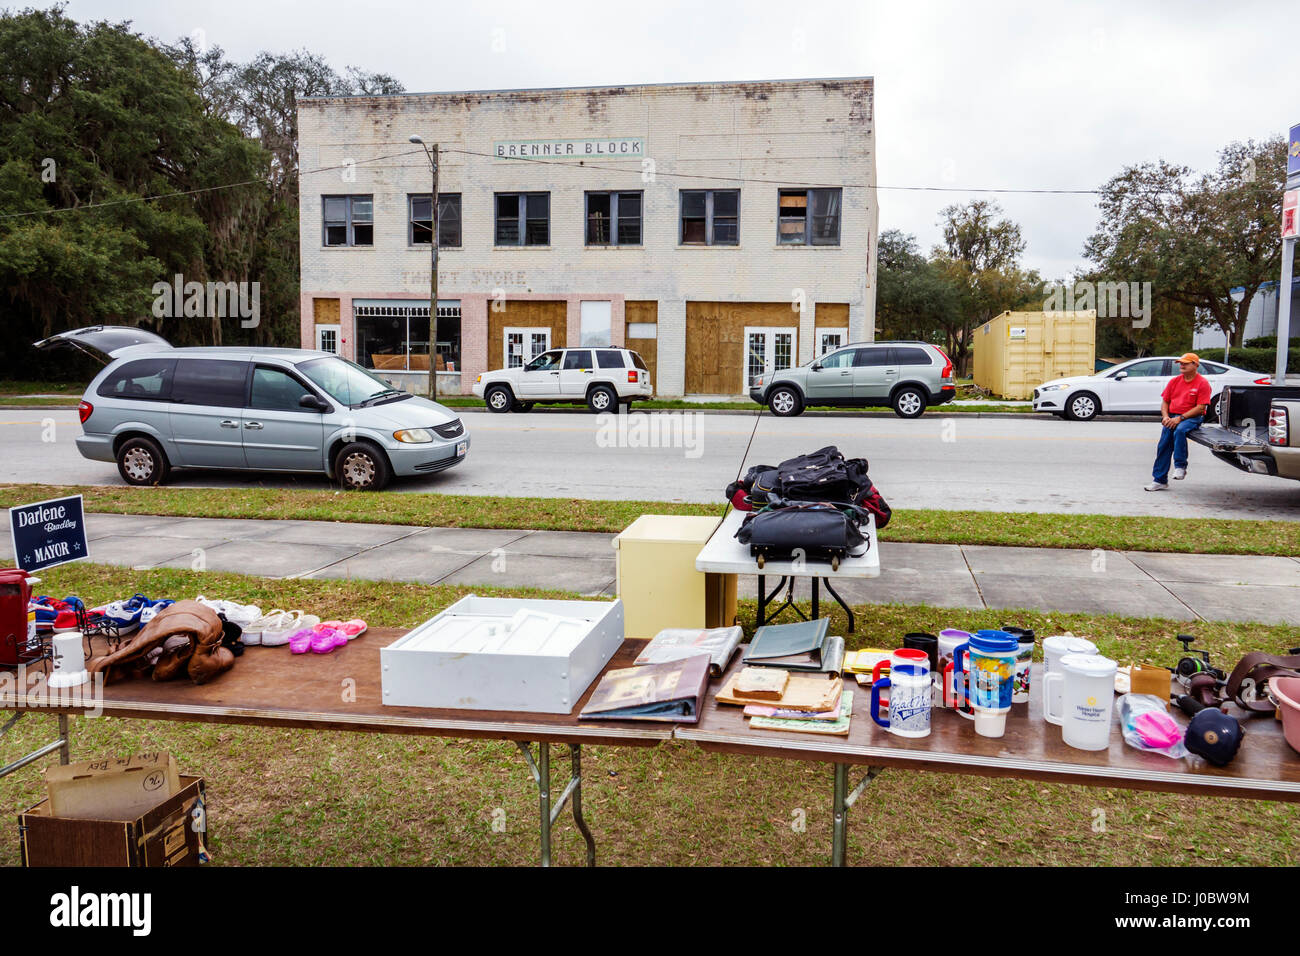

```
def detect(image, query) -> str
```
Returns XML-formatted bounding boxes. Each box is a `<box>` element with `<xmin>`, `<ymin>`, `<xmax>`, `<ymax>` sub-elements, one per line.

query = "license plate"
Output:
<box><xmin>456</xmin><ymin>441</ymin><xmax>467</xmax><ymax>457</ymax></box>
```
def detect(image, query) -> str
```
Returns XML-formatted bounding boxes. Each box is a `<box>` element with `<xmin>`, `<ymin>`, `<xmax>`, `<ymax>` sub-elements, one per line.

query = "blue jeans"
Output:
<box><xmin>1152</xmin><ymin>416</ymin><xmax>1203</xmax><ymax>483</ymax></box>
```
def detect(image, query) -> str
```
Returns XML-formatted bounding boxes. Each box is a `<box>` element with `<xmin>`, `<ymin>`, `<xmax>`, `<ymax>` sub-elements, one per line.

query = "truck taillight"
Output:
<box><xmin>1269</xmin><ymin>406</ymin><xmax>1288</xmax><ymax>446</ymax></box>
<box><xmin>78</xmin><ymin>401</ymin><xmax>93</xmax><ymax>424</ymax></box>
<box><xmin>628</xmin><ymin>370</ymin><xmax>638</xmax><ymax>383</ymax></box>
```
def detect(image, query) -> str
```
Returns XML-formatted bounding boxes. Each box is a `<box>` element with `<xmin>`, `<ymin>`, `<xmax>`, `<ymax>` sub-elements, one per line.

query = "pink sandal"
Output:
<box><xmin>317</xmin><ymin>619</ymin><xmax>367</xmax><ymax>641</ymax></box>
<box><xmin>310</xmin><ymin>626</ymin><xmax>347</xmax><ymax>654</ymax></box>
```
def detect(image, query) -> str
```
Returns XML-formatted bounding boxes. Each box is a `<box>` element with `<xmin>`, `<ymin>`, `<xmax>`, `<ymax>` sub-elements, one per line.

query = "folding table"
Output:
<box><xmin>0</xmin><ymin>630</ymin><xmax>667</xmax><ymax>867</ymax></box>
<box><xmin>676</xmin><ymin>659</ymin><xmax>1300</xmax><ymax>866</ymax></box>
<box><xmin>695</xmin><ymin>508</ymin><xmax>880</xmax><ymax>631</ymax></box>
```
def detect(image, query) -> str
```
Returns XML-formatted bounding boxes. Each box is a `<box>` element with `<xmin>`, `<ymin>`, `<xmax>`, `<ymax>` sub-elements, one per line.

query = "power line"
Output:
<box><xmin>442</xmin><ymin>146</ymin><xmax>1103</xmax><ymax>194</ymax></box>
<box><xmin>0</xmin><ymin>148</ymin><xmax>427</xmax><ymax>221</ymax></box>
<box><xmin>0</xmin><ymin>142</ymin><xmax>1104</xmax><ymax>223</ymax></box>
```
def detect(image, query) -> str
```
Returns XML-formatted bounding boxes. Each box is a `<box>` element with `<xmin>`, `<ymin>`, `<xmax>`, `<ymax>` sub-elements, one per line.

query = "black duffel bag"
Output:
<box><xmin>735</xmin><ymin>500</ymin><xmax>870</xmax><ymax>570</ymax></box>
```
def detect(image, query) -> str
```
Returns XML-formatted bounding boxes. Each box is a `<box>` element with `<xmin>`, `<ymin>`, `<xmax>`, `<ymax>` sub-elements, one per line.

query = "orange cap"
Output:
<box><xmin>1178</xmin><ymin>352</ymin><xmax>1199</xmax><ymax>365</ymax></box>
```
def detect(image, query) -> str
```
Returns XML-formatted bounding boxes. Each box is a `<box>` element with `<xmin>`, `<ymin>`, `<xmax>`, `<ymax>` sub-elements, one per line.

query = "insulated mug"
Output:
<box><xmin>1001</xmin><ymin>625</ymin><xmax>1035</xmax><ymax>705</ymax></box>
<box><xmin>870</xmin><ymin>647</ymin><xmax>929</xmax><ymax>685</ymax></box>
<box><xmin>937</xmin><ymin>629</ymin><xmax>971</xmax><ymax>708</ymax></box>
<box><xmin>1042</xmin><ymin>635</ymin><xmax>1098</xmax><ymax>725</ymax></box>
<box><xmin>953</xmin><ymin>630</ymin><xmax>1019</xmax><ymax>738</ymax></box>
<box><xmin>870</xmin><ymin>662</ymin><xmax>932</xmax><ymax>738</ymax></box>
<box><xmin>903</xmin><ymin>632</ymin><xmax>939</xmax><ymax>675</ymax></box>
<box><xmin>1043</xmin><ymin>653</ymin><xmax>1117</xmax><ymax>751</ymax></box>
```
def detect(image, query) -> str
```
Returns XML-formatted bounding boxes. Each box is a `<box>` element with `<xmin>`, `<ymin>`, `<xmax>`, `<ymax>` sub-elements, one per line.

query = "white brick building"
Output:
<box><xmin>297</xmin><ymin>77</ymin><xmax>878</xmax><ymax>397</ymax></box>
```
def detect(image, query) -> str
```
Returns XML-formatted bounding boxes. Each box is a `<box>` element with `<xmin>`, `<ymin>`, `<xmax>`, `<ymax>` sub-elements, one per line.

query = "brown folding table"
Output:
<box><xmin>676</xmin><ymin>660</ymin><xmax>1300</xmax><ymax>866</ymax></box>
<box><xmin>0</xmin><ymin>630</ymin><xmax>667</xmax><ymax>867</ymax></box>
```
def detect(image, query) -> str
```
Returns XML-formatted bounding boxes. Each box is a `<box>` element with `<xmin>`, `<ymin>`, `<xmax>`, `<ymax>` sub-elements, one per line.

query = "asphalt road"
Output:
<box><xmin>3</xmin><ymin>408</ymin><xmax>1299</xmax><ymax>520</ymax></box>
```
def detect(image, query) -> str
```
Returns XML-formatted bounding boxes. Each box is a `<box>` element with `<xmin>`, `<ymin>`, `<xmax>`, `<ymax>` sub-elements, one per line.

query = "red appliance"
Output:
<box><xmin>0</xmin><ymin>568</ymin><xmax>41</xmax><ymax>667</ymax></box>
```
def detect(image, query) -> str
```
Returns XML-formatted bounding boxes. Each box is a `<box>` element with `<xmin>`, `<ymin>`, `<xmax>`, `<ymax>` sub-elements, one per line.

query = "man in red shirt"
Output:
<box><xmin>1145</xmin><ymin>353</ymin><xmax>1210</xmax><ymax>491</ymax></box>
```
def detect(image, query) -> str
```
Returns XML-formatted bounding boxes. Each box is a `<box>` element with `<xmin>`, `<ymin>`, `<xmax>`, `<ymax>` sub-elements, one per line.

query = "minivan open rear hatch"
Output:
<box><xmin>33</xmin><ymin>325</ymin><xmax>172</xmax><ymax>362</ymax></box>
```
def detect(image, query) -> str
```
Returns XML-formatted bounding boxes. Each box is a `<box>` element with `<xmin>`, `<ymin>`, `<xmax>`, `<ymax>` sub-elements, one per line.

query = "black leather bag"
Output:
<box><xmin>736</xmin><ymin>501</ymin><xmax>869</xmax><ymax>569</ymax></box>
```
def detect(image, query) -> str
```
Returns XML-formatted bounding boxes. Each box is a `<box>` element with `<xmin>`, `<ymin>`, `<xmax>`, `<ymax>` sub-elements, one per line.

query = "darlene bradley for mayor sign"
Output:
<box><xmin>9</xmin><ymin>495</ymin><xmax>88</xmax><ymax>572</ymax></box>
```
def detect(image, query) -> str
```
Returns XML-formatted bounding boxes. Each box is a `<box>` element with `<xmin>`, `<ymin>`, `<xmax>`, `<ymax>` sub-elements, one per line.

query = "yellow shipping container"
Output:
<box><xmin>972</xmin><ymin>310</ymin><xmax>1096</xmax><ymax>400</ymax></box>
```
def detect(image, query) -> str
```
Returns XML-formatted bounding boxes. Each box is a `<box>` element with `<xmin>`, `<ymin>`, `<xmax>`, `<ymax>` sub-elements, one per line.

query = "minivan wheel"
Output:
<box><xmin>485</xmin><ymin>386</ymin><xmax>514</xmax><ymax>413</ymax></box>
<box><xmin>1066</xmin><ymin>391</ymin><xmax>1099</xmax><ymax>421</ymax></box>
<box><xmin>116</xmin><ymin>436</ymin><xmax>170</xmax><ymax>486</ymax></box>
<box><xmin>587</xmin><ymin>385</ymin><xmax>616</xmax><ymax>413</ymax></box>
<box><xmin>892</xmin><ymin>387</ymin><xmax>927</xmax><ymax>419</ymax></box>
<box><xmin>768</xmin><ymin>387</ymin><xmax>803</xmax><ymax>417</ymax></box>
<box><xmin>335</xmin><ymin>442</ymin><xmax>391</xmax><ymax>491</ymax></box>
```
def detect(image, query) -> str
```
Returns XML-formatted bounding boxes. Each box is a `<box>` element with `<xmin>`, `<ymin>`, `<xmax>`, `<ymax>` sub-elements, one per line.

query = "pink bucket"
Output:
<box><xmin>1273</xmin><ymin>677</ymin><xmax>1300</xmax><ymax>755</ymax></box>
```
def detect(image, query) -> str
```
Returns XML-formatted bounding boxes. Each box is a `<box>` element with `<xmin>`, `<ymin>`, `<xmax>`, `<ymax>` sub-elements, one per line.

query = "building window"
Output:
<box><xmin>586</xmin><ymin>191</ymin><xmax>642</xmax><ymax>245</ymax></box>
<box><xmin>818</xmin><ymin>329</ymin><xmax>845</xmax><ymax>355</ymax></box>
<box><xmin>495</xmin><ymin>192</ymin><xmax>549</xmax><ymax>245</ymax></box>
<box><xmin>680</xmin><ymin>190</ymin><xmax>739</xmax><ymax>245</ymax></box>
<box><xmin>355</xmin><ymin>300</ymin><xmax>461</xmax><ymax>372</ymax></box>
<box><xmin>505</xmin><ymin>329</ymin><xmax>551</xmax><ymax>369</ymax></box>
<box><xmin>778</xmin><ymin>188</ymin><xmax>841</xmax><ymax>245</ymax></box>
<box><xmin>409</xmin><ymin>194</ymin><xmax>462</xmax><ymax>247</ymax></box>
<box><xmin>323</xmin><ymin>195</ymin><xmax>373</xmax><ymax>247</ymax></box>
<box><xmin>743</xmin><ymin>327</ymin><xmax>797</xmax><ymax>390</ymax></box>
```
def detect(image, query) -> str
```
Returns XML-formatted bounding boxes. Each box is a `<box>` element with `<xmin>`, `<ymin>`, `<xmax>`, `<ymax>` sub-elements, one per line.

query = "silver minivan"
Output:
<box><xmin>36</xmin><ymin>326</ymin><xmax>469</xmax><ymax>491</ymax></box>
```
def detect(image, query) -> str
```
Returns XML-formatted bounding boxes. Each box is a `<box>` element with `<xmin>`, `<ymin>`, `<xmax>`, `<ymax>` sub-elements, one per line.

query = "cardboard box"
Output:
<box><xmin>381</xmin><ymin>595</ymin><xmax>624</xmax><ymax>713</ymax></box>
<box><xmin>46</xmin><ymin>752</ymin><xmax>181</xmax><ymax>820</ymax></box>
<box><xmin>20</xmin><ymin>776</ymin><xmax>206</xmax><ymax>867</ymax></box>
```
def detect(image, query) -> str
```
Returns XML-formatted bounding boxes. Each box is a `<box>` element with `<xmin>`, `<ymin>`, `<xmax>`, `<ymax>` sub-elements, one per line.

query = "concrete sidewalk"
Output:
<box><xmin>5</xmin><ymin>512</ymin><xmax>1299</xmax><ymax>625</ymax></box>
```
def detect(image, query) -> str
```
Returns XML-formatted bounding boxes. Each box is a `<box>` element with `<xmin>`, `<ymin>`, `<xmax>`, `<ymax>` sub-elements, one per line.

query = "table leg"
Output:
<box><xmin>831</xmin><ymin>762</ymin><xmax>881</xmax><ymax>867</ymax></box>
<box><xmin>811</xmin><ymin>578</ymin><xmax>820</xmax><ymax>619</ymax></box>
<box><xmin>514</xmin><ymin>740</ymin><xmax>596</xmax><ymax>867</ymax></box>
<box><xmin>0</xmin><ymin>712</ymin><xmax>70</xmax><ymax>780</ymax></box>
<box><xmin>756</xmin><ymin>574</ymin><xmax>765</xmax><ymax>627</ymax></box>
<box><xmin>822</xmin><ymin>578</ymin><xmax>855</xmax><ymax>633</ymax></box>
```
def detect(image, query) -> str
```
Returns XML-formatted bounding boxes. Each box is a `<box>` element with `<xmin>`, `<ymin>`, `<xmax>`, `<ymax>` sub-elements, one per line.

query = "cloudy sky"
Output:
<box><xmin>61</xmin><ymin>0</ymin><xmax>1298</xmax><ymax>279</ymax></box>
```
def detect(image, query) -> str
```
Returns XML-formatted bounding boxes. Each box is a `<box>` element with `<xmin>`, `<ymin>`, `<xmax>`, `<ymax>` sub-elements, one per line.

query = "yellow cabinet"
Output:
<box><xmin>613</xmin><ymin>515</ymin><xmax>737</xmax><ymax>639</ymax></box>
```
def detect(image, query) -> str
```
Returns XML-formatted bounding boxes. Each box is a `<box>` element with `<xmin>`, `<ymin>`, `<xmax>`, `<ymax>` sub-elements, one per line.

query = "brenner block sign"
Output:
<box><xmin>494</xmin><ymin>137</ymin><xmax>644</xmax><ymax>160</ymax></box>
<box><xmin>9</xmin><ymin>495</ymin><xmax>88</xmax><ymax>572</ymax></box>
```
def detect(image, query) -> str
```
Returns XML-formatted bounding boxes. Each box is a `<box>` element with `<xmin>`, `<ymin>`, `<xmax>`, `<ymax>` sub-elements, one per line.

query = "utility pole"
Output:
<box><xmin>410</xmin><ymin>136</ymin><xmax>439</xmax><ymax>399</ymax></box>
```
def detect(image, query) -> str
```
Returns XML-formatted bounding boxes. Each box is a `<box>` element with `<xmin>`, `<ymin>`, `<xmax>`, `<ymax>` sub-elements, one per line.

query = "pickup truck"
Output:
<box><xmin>1188</xmin><ymin>385</ymin><xmax>1300</xmax><ymax>479</ymax></box>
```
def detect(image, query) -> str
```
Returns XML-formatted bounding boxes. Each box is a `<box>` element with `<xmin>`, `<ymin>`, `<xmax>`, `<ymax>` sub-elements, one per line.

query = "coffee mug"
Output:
<box><xmin>1042</xmin><ymin>635</ymin><xmax>1099</xmax><ymax>725</ymax></box>
<box><xmin>903</xmin><ymin>632</ymin><xmax>939</xmax><ymax>674</ymax></box>
<box><xmin>1001</xmin><ymin>625</ymin><xmax>1035</xmax><ymax>705</ymax></box>
<box><xmin>1043</xmin><ymin>653</ymin><xmax>1117</xmax><ymax>751</ymax></box>
<box><xmin>871</xmin><ymin>662</ymin><xmax>932</xmax><ymax>738</ymax></box>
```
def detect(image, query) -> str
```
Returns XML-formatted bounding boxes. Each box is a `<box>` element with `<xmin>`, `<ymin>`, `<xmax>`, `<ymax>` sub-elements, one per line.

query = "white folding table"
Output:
<box><xmin>694</xmin><ymin>509</ymin><xmax>880</xmax><ymax>631</ymax></box>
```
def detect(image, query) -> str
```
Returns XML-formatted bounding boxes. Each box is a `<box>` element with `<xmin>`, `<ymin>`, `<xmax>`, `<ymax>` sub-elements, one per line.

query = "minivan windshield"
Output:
<box><xmin>298</xmin><ymin>356</ymin><xmax>407</xmax><ymax>406</ymax></box>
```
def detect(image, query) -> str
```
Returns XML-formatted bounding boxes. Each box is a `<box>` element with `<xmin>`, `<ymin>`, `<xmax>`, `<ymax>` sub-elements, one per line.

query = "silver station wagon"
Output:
<box><xmin>36</xmin><ymin>326</ymin><xmax>469</xmax><ymax>491</ymax></box>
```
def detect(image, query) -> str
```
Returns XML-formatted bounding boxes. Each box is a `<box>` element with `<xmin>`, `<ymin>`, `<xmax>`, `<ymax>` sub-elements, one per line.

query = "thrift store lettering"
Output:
<box><xmin>495</xmin><ymin>138</ymin><xmax>643</xmax><ymax>159</ymax></box>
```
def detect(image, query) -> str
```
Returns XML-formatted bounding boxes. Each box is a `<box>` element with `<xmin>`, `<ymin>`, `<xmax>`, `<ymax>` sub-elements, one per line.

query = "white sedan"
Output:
<box><xmin>1032</xmin><ymin>356</ymin><xmax>1270</xmax><ymax>421</ymax></box>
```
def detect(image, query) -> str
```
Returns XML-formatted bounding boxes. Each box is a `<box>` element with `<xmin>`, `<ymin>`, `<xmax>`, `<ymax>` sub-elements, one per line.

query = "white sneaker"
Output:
<box><xmin>1144</xmin><ymin>481</ymin><xmax>1169</xmax><ymax>492</ymax></box>
<box><xmin>1172</xmin><ymin>467</ymin><xmax>1186</xmax><ymax>480</ymax></box>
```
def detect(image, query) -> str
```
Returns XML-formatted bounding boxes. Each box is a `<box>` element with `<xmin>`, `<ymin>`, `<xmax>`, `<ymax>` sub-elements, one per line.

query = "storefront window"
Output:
<box><xmin>354</xmin><ymin>301</ymin><xmax>461</xmax><ymax>372</ymax></box>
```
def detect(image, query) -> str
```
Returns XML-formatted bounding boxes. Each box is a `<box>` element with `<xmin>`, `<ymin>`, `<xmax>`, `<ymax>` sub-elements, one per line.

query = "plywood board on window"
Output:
<box><xmin>815</xmin><ymin>302</ymin><xmax>850</xmax><ymax>328</ymax></box>
<box><xmin>685</xmin><ymin>301</ymin><xmax>801</xmax><ymax>395</ymax></box>
<box><xmin>314</xmin><ymin>298</ymin><xmax>340</xmax><ymax>325</ymax></box>
<box><xmin>625</xmin><ymin>300</ymin><xmax>658</xmax><ymax>395</ymax></box>
<box><xmin>487</xmin><ymin>300</ymin><xmax>567</xmax><ymax>370</ymax></box>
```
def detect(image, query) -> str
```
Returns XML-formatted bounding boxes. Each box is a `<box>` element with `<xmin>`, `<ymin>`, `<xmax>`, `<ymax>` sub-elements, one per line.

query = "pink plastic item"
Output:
<box><xmin>310</xmin><ymin>627</ymin><xmax>346</xmax><ymax>654</ymax></box>
<box><xmin>288</xmin><ymin>628</ymin><xmax>315</xmax><ymax>654</ymax></box>
<box><xmin>1273</xmin><ymin>677</ymin><xmax>1300</xmax><ymax>755</ymax></box>
<box><xmin>1134</xmin><ymin>711</ymin><xmax>1182</xmax><ymax>748</ymax></box>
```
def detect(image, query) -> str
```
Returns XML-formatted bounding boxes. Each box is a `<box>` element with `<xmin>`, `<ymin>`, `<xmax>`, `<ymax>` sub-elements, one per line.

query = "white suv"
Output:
<box><xmin>473</xmin><ymin>347</ymin><xmax>653</xmax><ymax>413</ymax></box>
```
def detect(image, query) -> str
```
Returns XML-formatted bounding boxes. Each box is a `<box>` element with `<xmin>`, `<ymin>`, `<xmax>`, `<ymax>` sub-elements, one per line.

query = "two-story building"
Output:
<box><xmin>297</xmin><ymin>76</ymin><xmax>878</xmax><ymax>397</ymax></box>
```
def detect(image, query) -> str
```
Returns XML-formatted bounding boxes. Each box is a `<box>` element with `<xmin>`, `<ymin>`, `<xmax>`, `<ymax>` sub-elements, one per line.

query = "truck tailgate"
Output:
<box><xmin>1188</xmin><ymin>424</ymin><xmax>1269</xmax><ymax>454</ymax></box>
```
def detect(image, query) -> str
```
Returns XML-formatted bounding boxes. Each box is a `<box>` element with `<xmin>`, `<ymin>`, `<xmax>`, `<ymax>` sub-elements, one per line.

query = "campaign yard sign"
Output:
<box><xmin>9</xmin><ymin>495</ymin><xmax>88</xmax><ymax>572</ymax></box>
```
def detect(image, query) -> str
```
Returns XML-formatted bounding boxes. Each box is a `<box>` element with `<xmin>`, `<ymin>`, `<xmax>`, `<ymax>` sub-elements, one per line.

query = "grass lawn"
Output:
<box><xmin>2</xmin><ymin>482</ymin><xmax>1296</xmax><ymax>556</ymax></box>
<box><xmin>0</xmin><ymin>561</ymin><xmax>1295</xmax><ymax>867</ymax></box>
